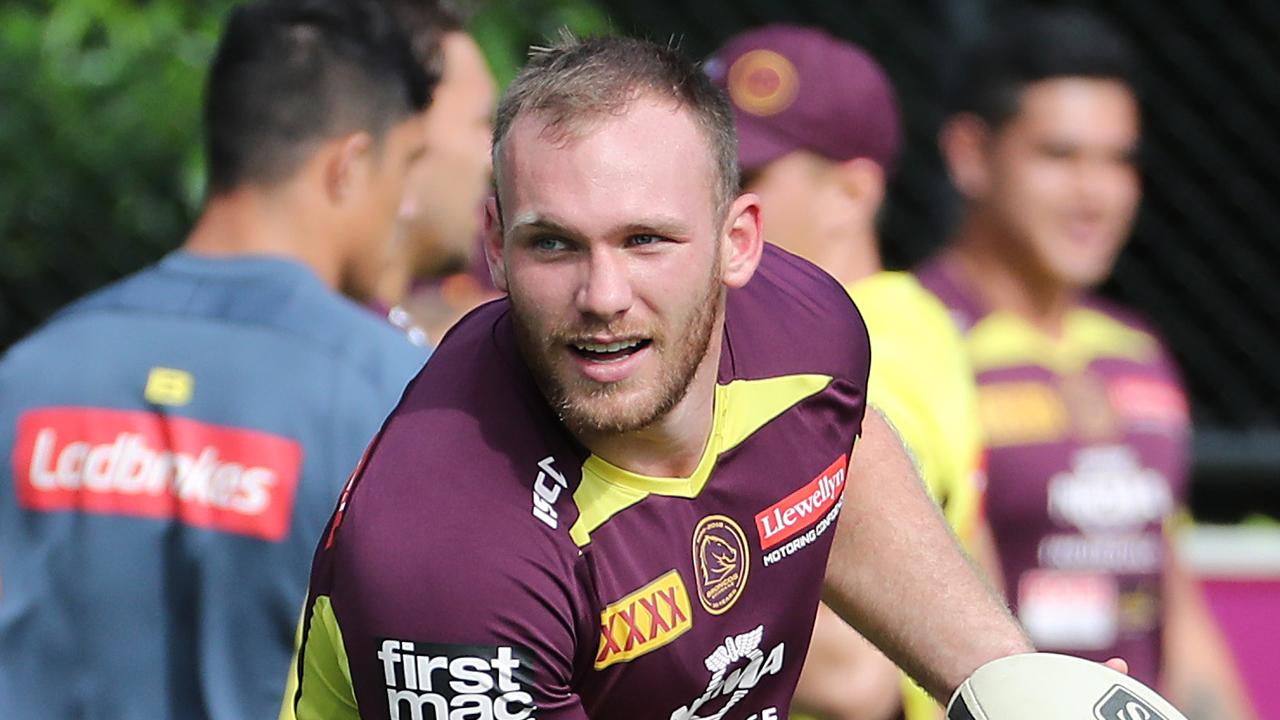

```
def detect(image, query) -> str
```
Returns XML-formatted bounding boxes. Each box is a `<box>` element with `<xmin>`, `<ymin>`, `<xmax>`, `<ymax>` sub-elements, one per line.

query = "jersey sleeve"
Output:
<box><xmin>285</xmin><ymin>566</ymin><xmax>591</xmax><ymax>720</ymax></box>
<box><xmin>283</xmin><ymin>596</ymin><xmax>358</xmax><ymax>720</ymax></box>
<box><xmin>284</xmin><ymin>433</ymin><xmax>593</xmax><ymax>720</ymax></box>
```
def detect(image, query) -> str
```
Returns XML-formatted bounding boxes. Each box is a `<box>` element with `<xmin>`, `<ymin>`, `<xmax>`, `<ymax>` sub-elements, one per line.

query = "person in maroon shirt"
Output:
<box><xmin>283</xmin><ymin>34</ymin><xmax>1036</xmax><ymax>720</ymax></box>
<box><xmin>917</xmin><ymin>8</ymin><xmax>1255</xmax><ymax>718</ymax></box>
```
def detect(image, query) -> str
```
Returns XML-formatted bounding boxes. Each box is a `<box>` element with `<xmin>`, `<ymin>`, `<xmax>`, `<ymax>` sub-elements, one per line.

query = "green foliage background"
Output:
<box><xmin>0</xmin><ymin>0</ymin><xmax>608</xmax><ymax>349</ymax></box>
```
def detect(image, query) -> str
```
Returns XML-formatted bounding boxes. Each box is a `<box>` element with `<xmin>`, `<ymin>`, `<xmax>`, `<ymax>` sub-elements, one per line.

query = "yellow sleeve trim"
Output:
<box><xmin>901</xmin><ymin>672</ymin><xmax>942</xmax><ymax>720</ymax></box>
<box><xmin>283</xmin><ymin>595</ymin><xmax>360</xmax><ymax>720</ymax></box>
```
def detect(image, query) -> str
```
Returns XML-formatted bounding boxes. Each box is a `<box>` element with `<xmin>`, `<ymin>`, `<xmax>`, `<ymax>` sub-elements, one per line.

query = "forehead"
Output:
<box><xmin>439</xmin><ymin>33</ymin><xmax>496</xmax><ymax>104</ymax></box>
<box><xmin>498</xmin><ymin>96</ymin><xmax>718</xmax><ymax>232</ymax></box>
<box><xmin>1006</xmin><ymin>77</ymin><xmax>1140</xmax><ymax>144</ymax></box>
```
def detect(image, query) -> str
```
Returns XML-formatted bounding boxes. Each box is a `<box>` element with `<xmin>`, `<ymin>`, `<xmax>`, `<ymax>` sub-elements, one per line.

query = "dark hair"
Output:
<box><xmin>951</xmin><ymin>8</ymin><xmax>1138</xmax><ymax>128</ymax></box>
<box><xmin>492</xmin><ymin>33</ymin><xmax>740</xmax><ymax>219</ymax></box>
<box><xmin>381</xmin><ymin>0</ymin><xmax>468</xmax><ymax>80</ymax></box>
<box><xmin>205</xmin><ymin>0</ymin><xmax>434</xmax><ymax>196</ymax></box>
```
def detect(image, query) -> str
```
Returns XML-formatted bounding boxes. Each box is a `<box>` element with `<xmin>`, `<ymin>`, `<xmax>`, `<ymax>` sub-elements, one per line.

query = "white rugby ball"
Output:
<box><xmin>947</xmin><ymin>653</ymin><xmax>1187</xmax><ymax>720</ymax></box>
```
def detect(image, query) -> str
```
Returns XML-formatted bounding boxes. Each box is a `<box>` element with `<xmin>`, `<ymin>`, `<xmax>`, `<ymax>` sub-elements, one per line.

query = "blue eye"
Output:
<box><xmin>628</xmin><ymin>234</ymin><xmax>662</xmax><ymax>247</ymax></box>
<box><xmin>532</xmin><ymin>235</ymin><xmax>569</xmax><ymax>252</ymax></box>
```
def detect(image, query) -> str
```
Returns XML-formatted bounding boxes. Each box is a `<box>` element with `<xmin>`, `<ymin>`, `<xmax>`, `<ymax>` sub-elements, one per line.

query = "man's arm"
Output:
<box><xmin>1161</xmin><ymin>534</ymin><xmax>1257</xmax><ymax>720</ymax></box>
<box><xmin>821</xmin><ymin>407</ymin><xmax>1033</xmax><ymax>702</ymax></box>
<box><xmin>791</xmin><ymin>604</ymin><xmax>904</xmax><ymax>720</ymax></box>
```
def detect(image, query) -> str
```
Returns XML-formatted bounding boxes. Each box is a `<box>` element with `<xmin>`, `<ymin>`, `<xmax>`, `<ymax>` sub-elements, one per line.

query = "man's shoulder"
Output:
<box><xmin>337</xmin><ymin>296</ymin><xmax>586</xmax><ymax>531</ymax></box>
<box><xmin>395</xmin><ymin>298</ymin><xmax>518</xmax><ymax>404</ymax></box>
<box><xmin>366</xmin><ymin>298</ymin><xmax>567</xmax><ymax>490</ymax></box>
<box><xmin>1078</xmin><ymin>294</ymin><xmax>1165</xmax><ymax>341</ymax></box>
<box><xmin>1069</xmin><ymin>295</ymin><xmax>1178</xmax><ymax>378</ymax></box>
<box><xmin>851</xmin><ymin>271</ymin><xmax>973</xmax><ymax>388</ymax></box>
<box><xmin>850</xmin><ymin>271</ymin><xmax>961</xmax><ymax>347</ymax></box>
<box><xmin>724</xmin><ymin>244</ymin><xmax>870</xmax><ymax>383</ymax></box>
<box><xmin>41</xmin><ymin>254</ymin><xmax>421</xmax><ymax>356</ymax></box>
<box><xmin>36</xmin><ymin>261</ymin><xmax>167</xmax><ymax>325</ymax></box>
<box><xmin>913</xmin><ymin>255</ymin><xmax>984</xmax><ymax>332</ymax></box>
<box><xmin>294</xmin><ymin>289</ymin><xmax>426</xmax><ymax>382</ymax></box>
<box><xmin>329</xmin><ymin>346</ymin><xmax>586</xmax><ymax>587</ymax></box>
<box><xmin>0</xmin><ymin>266</ymin><xmax>158</xmax><ymax>377</ymax></box>
<box><xmin>6</xmin><ymin>257</ymin><xmax>424</xmax><ymax>407</ymax></box>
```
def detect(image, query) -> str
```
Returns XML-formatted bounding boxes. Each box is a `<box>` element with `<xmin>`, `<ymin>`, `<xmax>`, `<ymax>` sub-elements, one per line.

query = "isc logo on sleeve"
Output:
<box><xmin>12</xmin><ymin>406</ymin><xmax>301</xmax><ymax>541</ymax></box>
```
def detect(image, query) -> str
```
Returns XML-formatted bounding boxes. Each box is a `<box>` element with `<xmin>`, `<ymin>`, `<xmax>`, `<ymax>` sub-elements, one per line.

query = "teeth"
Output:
<box><xmin>575</xmin><ymin>340</ymin><xmax>641</xmax><ymax>353</ymax></box>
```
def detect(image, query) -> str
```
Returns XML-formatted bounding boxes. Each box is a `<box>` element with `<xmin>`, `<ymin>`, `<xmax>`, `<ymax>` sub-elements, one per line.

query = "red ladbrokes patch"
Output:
<box><xmin>755</xmin><ymin>454</ymin><xmax>847</xmax><ymax>550</ymax></box>
<box><xmin>13</xmin><ymin>407</ymin><xmax>301</xmax><ymax>541</ymax></box>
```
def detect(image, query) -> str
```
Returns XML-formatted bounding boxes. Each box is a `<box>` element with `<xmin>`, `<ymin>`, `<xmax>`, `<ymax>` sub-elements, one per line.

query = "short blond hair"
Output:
<box><xmin>492</xmin><ymin>33</ymin><xmax>740</xmax><ymax>222</ymax></box>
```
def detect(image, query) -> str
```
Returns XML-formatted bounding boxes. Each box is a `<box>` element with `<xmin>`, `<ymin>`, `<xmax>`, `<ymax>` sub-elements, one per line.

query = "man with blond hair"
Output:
<box><xmin>283</xmin><ymin>34</ymin><xmax>1035</xmax><ymax>720</ymax></box>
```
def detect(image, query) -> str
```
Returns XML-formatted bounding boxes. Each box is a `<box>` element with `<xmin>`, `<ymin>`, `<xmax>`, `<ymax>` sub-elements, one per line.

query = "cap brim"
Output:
<box><xmin>735</xmin><ymin>113</ymin><xmax>804</xmax><ymax>175</ymax></box>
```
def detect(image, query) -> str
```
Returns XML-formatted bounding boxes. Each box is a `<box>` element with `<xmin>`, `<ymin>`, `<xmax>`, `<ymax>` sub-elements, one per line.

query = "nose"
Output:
<box><xmin>398</xmin><ymin>182</ymin><xmax>420</xmax><ymax>222</ymax></box>
<box><xmin>576</xmin><ymin>247</ymin><xmax>633</xmax><ymax>321</ymax></box>
<box><xmin>1077</xmin><ymin>155</ymin><xmax>1137</xmax><ymax>210</ymax></box>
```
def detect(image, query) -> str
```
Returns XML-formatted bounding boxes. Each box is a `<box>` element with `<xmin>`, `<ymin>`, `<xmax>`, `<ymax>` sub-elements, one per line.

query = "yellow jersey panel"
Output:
<box><xmin>847</xmin><ymin>272</ymin><xmax>984</xmax><ymax>540</ymax></box>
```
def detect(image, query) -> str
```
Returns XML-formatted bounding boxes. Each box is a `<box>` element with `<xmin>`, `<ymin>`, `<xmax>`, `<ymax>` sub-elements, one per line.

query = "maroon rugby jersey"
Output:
<box><xmin>918</xmin><ymin>257</ymin><xmax>1191</xmax><ymax>688</ymax></box>
<box><xmin>286</xmin><ymin>245</ymin><xmax>871</xmax><ymax>720</ymax></box>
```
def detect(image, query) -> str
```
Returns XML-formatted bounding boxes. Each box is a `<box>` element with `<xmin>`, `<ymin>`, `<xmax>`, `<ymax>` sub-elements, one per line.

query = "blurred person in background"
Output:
<box><xmin>917</xmin><ymin>8</ymin><xmax>1256</xmax><ymax>719</ymax></box>
<box><xmin>707</xmin><ymin>25</ymin><xmax>994</xmax><ymax>720</ymax></box>
<box><xmin>374</xmin><ymin>0</ymin><xmax>500</xmax><ymax>346</ymax></box>
<box><xmin>0</xmin><ymin>0</ymin><xmax>434</xmax><ymax>717</ymax></box>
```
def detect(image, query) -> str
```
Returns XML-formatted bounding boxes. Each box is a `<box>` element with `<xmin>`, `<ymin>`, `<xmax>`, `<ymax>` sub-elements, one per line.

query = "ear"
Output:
<box><xmin>719</xmin><ymin>193</ymin><xmax>764</xmax><ymax>289</ymax></box>
<box><xmin>324</xmin><ymin>132</ymin><xmax>376</xmax><ymax>205</ymax></box>
<box><xmin>939</xmin><ymin>114</ymin><xmax>991</xmax><ymax>200</ymax></box>
<box><xmin>832</xmin><ymin>157</ymin><xmax>886</xmax><ymax>222</ymax></box>
<box><xmin>482</xmin><ymin>196</ymin><xmax>508</xmax><ymax>292</ymax></box>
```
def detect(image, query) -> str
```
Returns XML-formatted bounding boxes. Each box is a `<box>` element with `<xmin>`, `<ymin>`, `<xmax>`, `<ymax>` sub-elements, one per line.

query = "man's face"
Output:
<box><xmin>345</xmin><ymin>114</ymin><xmax>430</xmax><ymax>301</ymax></box>
<box><xmin>399</xmin><ymin>32</ymin><xmax>497</xmax><ymax>277</ymax></box>
<box><xmin>491</xmin><ymin>97</ymin><xmax>728</xmax><ymax>437</ymax></box>
<box><xmin>981</xmin><ymin>78</ymin><xmax>1141</xmax><ymax>289</ymax></box>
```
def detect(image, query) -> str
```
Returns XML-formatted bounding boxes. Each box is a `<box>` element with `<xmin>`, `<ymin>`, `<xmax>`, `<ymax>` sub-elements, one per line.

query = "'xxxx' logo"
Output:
<box><xmin>595</xmin><ymin>570</ymin><xmax>693</xmax><ymax>669</ymax></box>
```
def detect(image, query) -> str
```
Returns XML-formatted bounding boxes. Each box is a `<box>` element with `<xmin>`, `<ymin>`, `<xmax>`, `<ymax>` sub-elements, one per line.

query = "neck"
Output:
<box><xmin>948</xmin><ymin>213</ymin><xmax>1077</xmax><ymax>333</ymax></box>
<box><xmin>574</xmin><ymin>322</ymin><xmax>724</xmax><ymax>478</ymax></box>
<box><xmin>811</xmin><ymin>228</ymin><xmax>883</xmax><ymax>287</ymax></box>
<box><xmin>183</xmin><ymin>185</ymin><xmax>341</xmax><ymax>291</ymax></box>
<box><xmin>374</xmin><ymin>258</ymin><xmax>411</xmax><ymax>307</ymax></box>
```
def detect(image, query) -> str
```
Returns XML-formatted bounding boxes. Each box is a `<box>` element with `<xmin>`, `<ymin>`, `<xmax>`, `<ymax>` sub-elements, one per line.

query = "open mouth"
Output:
<box><xmin>569</xmin><ymin>339</ymin><xmax>652</xmax><ymax>363</ymax></box>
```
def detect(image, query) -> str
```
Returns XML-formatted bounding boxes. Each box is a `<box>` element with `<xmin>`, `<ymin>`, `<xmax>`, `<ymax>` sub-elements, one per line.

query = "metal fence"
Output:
<box><xmin>592</xmin><ymin>0</ymin><xmax>1280</xmax><ymax>519</ymax></box>
<box><xmin>4</xmin><ymin>0</ymin><xmax>1278</xmax><ymax>518</ymax></box>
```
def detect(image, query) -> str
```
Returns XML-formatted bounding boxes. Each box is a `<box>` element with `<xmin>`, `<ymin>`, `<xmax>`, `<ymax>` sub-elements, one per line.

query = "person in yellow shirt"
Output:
<box><xmin>707</xmin><ymin>25</ymin><xmax>995</xmax><ymax>720</ymax></box>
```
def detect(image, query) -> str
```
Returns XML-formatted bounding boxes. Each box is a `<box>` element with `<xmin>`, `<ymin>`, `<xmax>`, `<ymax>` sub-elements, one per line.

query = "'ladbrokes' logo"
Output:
<box><xmin>596</xmin><ymin>570</ymin><xmax>693</xmax><ymax>669</ymax></box>
<box><xmin>13</xmin><ymin>406</ymin><xmax>300</xmax><ymax>541</ymax></box>
<box><xmin>691</xmin><ymin>515</ymin><xmax>749</xmax><ymax>615</ymax></box>
<box><xmin>378</xmin><ymin>640</ymin><xmax>536</xmax><ymax>720</ymax></box>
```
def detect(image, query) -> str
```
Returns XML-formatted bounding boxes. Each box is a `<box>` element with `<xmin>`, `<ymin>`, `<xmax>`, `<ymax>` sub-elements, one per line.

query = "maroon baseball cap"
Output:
<box><xmin>705</xmin><ymin>24</ymin><xmax>902</xmax><ymax>175</ymax></box>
